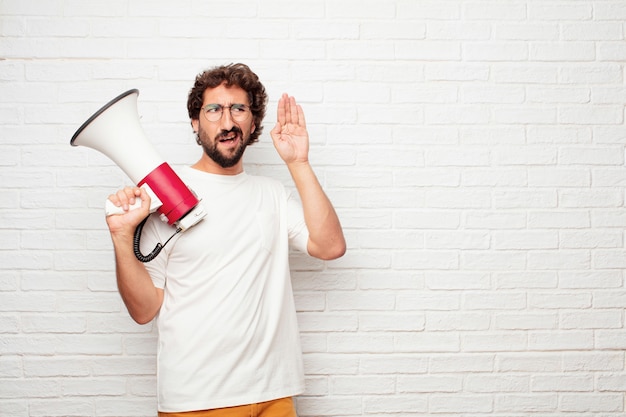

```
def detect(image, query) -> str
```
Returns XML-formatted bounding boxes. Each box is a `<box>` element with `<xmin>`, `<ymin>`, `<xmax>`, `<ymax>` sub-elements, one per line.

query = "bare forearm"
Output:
<box><xmin>287</xmin><ymin>161</ymin><xmax>346</xmax><ymax>260</ymax></box>
<box><xmin>111</xmin><ymin>233</ymin><xmax>163</xmax><ymax>324</ymax></box>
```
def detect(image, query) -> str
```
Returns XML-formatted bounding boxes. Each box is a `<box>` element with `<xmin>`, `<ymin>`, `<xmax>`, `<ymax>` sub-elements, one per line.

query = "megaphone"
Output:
<box><xmin>70</xmin><ymin>89</ymin><xmax>206</xmax><ymax>260</ymax></box>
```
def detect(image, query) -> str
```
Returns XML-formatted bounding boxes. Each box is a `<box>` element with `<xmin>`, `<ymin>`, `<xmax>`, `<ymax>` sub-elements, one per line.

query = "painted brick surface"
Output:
<box><xmin>1</xmin><ymin>1</ymin><xmax>625</xmax><ymax>416</ymax></box>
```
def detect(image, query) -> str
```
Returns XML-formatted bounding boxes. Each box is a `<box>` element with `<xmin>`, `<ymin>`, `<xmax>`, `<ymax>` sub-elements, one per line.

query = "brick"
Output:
<box><xmin>425</xmin><ymin>230</ymin><xmax>489</xmax><ymax>249</ymax></box>
<box><xmin>398</xmin><ymin>1</ymin><xmax>461</xmax><ymax>19</ymax></box>
<box><xmin>363</xmin><ymin>395</ymin><xmax>427</xmax><ymax>413</ymax></box>
<box><xmin>559</xmin><ymin>271</ymin><xmax>622</xmax><ymax>289</ymax></box>
<box><xmin>527</xmin><ymin>86</ymin><xmax>590</xmax><ymax>104</ymax></box>
<box><xmin>95</xmin><ymin>398</ymin><xmax>156</xmax><ymax>417</ymax></box>
<box><xmin>596</xmin><ymin>329</ymin><xmax>626</xmax><ymax>350</ymax></box>
<box><xmin>495</xmin><ymin>394</ymin><xmax>558</xmax><ymax>412</ymax></box>
<box><xmin>398</xmin><ymin>375</ymin><xmax>462</xmax><ymax>393</ymax></box>
<box><xmin>297</xmin><ymin>313</ymin><xmax>358</xmax><ymax>332</ymax></box>
<box><xmin>494</xmin><ymin>272</ymin><xmax>558</xmax><ymax>289</ymax></box>
<box><xmin>529</xmin><ymin>3</ymin><xmax>591</xmax><ymax>20</ymax></box>
<box><xmin>463</xmin><ymin>332</ymin><xmax>528</xmax><ymax>352</ymax></box>
<box><xmin>596</xmin><ymin>372</ymin><xmax>626</xmax><ymax>391</ymax></box>
<box><xmin>560</xmin><ymin>393</ymin><xmax>624</xmax><ymax>412</ymax></box>
<box><xmin>560</xmin><ymin>106</ymin><xmax>624</xmax><ymax>125</ymax></box>
<box><xmin>495</xmin><ymin>313</ymin><xmax>558</xmax><ymax>330</ymax></box>
<box><xmin>296</xmin><ymin>397</ymin><xmax>361</xmax><ymax>417</ymax></box>
<box><xmin>528</xmin><ymin>331</ymin><xmax>594</xmax><ymax>351</ymax></box>
<box><xmin>562</xmin><ymin>23</ymin><xmax>624</xmax><ymax>41</ymax></box>
<box><xmin>396</xmin><ymin>292</ymin><xmax>460</xmax><ymax>311</ymax></box>
<box><xmin>527</xmin><ymin>167</ymin><xmax>590</xmax><ymax>187</ymax></box>
<box><xmin>530</xmin><ymin>42</ymin><xmax>596</xmax><ymax>61</ymax></box>
<box><xmin>395</xmin><ymin>333</ymin><xmax>460</xmax><ymax>353</ymax></box>
<box><xmin>360</xmin><ymin>313</ymin><xmax>425</xmax><ymax>332</ymax></box>
<box><xmin>466</xmin><ymin>374</ymin><xmax>528</xmax><ymax>393</ymax></box>
<box><xmin>426</xmin><ymin>312</ymin><xmax>490</xmax><ymax>331</ymax></box>
<box><xmin>492</xmin><ymin>230</ymin><xmax>558</xmax><ymax>250</ymax></box>
<box><xmin>465</xmin><ymin>211</ymin><xmax>527</xmax><ymax>230</ymax></box>
<box><xmin>428</xmin><ymin>22</ymin><xmax>491</xmax><ymax>40</ymax></box>
<box><xmin>395</xmin><ymin>210</ymin><xmax>460</xmax><ymax>230</ymax></box>
<box><xmin>429</xmin><ymin>394</ymin><xmax>493</xmax><ymax>413</ymax></box>
<box><xmin>560</xmin><ymin>310</ymin><xmax>623</xmax><ymax>330</ymax></box>
<box><xmin>493</xmin><ymin>190</ymin><xmax>557</xmax><ymax>209</ymax></box>
<box><xmin>359</xmin><ymin>355</ymin><xmax>427</xmax><ymax>375</ymax></box>
<box><xmin>331</xmin><ymin>376</ymin><xmax>395</xmax><ymax>395</ymax></box>
<box><xmin>496</xmin><ymin>23</ymin><xmax>559</xmax><ymax>41</ymax></box>
<box><xmin>496</xmin><ymin>353</ymin><xmax>562</xmax><ymax>372</ymax></box>
<box><xmin>529</xmin><ymin>293</ymin><xmax>591</xmax><ymax>309</ymax></box>
<box><xmin>328</xmin><ymin>333</ymin><xmax>394</xmax><ymax>353</ymax></box>
<box><xmin>464</xmin><ymin>292</ymin><xmax>527</xmax><ymax>310</ymax></box>
<box><xmin>562</xmin><ymin>352</ymin><xmax>624</xmax><ymax>371</ymax></box>
<box><xmin>531</xmin><ymin>374</ymin><xmax>593</xmax><ymax>392</ymax></box>
<box><xmin>395</xmin><ymin>249</ymin><xmax>459</xmax><ymax>270</ymax></box>
<box><xmin>21</xmin><ymin>314</ymin><xmax>86</xmax><ymax>333</ymax></box>
<box><xmin>425</xmin><ymin>272</ymin><xmax>490</xmax><ymax>290</ymax></box>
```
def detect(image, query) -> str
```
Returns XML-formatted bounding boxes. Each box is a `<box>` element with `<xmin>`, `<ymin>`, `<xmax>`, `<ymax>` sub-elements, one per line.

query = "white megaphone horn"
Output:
<box><xmin>70</xmin><ymin>89</ymin><xmax>206</xmax><ymax>257</ymax></box>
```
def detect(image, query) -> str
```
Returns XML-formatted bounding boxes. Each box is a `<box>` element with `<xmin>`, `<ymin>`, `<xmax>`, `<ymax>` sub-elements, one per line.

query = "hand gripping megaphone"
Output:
<box><xmin>70</xmin><ymin>89</ymin><xmax>206</xmax><ymax>261</ymax></box>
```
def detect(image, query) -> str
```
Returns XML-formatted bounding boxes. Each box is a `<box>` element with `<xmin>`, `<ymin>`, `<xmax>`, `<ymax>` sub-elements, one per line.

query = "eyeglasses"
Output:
<box><xmin>201</xmin><ymin>103</ymin><xmax>251</xmax><ymax>122</ymax></box>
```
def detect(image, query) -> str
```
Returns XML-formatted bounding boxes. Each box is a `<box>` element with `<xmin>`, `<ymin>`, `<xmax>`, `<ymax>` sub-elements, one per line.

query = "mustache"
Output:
<box><xmin>216</xmin><ymin>126</ymin><xmax>243</xmax><ymax>140</ymax></box>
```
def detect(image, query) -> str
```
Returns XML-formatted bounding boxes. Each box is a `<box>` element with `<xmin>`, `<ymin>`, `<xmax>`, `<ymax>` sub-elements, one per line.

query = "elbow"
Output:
<box><xmin>324</xmin><ymin>246</ymin><xmax>346</xmax><ymax>261</ymax></box>
<box><xmin>128</xmin><ymin>308</ymin><xmax>158</xmax><ymax>325</ymax></box>
<box><xmin>312</xmin><ymin>239</ymin><xmax>346</xmax><ymax>261</ymax></box>
<box><xmin>329</xmin><ymin>241</ymin><xmax>347</xmax><ymax>260</ymax></box>
<box><xmin>132</xmin><ymin>315</ymin><xmax>154</xmax><ymax>325</ymax></box>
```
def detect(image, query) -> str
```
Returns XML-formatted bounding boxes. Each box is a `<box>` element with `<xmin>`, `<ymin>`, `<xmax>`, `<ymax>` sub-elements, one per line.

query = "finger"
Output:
<box><xmin>115</xmin><ymin>190</ymin><xmax>130</xmax><ymax>211</ymax></box>
<box><xmin>276</xmin><ymin>94</ymin><xmax>287</xmax><ymax>125</ymax></box>
<box><xmin>289</xmin><ymin>96</ymin><xmax>298</xmax><ymax>124</ymax></box>
<box><xmin>270</xmin><ymin>122</ymin><xmax>281</xmax><ymax>140</ymax></box>
<box><xmin>114</xmin><ymin>187</ymin><xmax>139</xmax><ymax>211</ymax></box>
<box><xmin>125</xmin><ymin>186</ymin><xmax>142</xmax><ymax>208</ymax></box>
<box><xmin>138</xmin><ymin>187</ymin><xmax>152</xmax><ymax>211</ymax></box>
<box><xmin>297</xmin><ymin>104</ymin><xmax>306</xmax><ymax>128</ymax></box>
<box><xmin>107</xmin><ymin>193</ymin><xmax>121</xmax><ymax>207</ymax></box>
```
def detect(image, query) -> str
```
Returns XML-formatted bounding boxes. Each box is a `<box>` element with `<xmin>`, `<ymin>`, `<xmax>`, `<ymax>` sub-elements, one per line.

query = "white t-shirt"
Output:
<box><xmin>141</xmin><ymin>166</ymin><xmax>309</xmax><ymax>412</ymax></box>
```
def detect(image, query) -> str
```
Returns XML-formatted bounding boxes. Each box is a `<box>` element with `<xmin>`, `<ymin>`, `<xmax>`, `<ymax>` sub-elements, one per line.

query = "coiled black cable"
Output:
<box><xmin>133</xmin><ymin>215</ymin><xmax>182</xmax><ymax>263</ymax></box>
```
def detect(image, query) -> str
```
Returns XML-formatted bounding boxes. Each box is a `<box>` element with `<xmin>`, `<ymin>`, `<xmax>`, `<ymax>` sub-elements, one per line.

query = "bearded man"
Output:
<box><xmin>105</xmin><ymin>63</ymin><xmax>346</xmax><ymax>417</ymax></box>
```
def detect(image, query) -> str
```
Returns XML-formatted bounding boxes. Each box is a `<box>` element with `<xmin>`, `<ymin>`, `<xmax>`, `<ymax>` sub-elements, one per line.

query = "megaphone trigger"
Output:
<box><xmin>104</xmin><ymin>184</ymin><xmax>163</xmax><ymax>217</ymax></box>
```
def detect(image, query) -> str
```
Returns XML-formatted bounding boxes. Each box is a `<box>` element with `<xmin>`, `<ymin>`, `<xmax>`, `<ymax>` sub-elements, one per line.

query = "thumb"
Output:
<box><xmin>270</xmin><ymin>122</ymin><xmax>281</xmax><ymax>138</ymax></box>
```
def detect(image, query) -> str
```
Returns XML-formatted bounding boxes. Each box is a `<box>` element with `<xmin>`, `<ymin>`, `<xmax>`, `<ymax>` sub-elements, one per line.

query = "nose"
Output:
<box><xmin>218</xmin><ymin>107</ymin><xmax>235</xmax><ymax>131</ymax></box>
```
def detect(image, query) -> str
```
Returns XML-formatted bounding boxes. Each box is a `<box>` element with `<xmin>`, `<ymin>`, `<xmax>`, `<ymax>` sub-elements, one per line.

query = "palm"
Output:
<box><xmin>270</xmin><ymin>94</ymin><xmax>309</xmax><ymax>164</ymax></box>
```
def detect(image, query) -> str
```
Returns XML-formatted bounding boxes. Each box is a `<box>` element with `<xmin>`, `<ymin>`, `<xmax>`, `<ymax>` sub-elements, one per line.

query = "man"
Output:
<box><xmin>105</xmin><ymin>63</ymin><xmax>346</xmax><ymax>416</ymax></box>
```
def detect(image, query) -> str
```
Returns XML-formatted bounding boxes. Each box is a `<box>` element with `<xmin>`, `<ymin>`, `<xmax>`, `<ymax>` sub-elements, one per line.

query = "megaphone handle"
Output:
<box><xmin>104</xmin><ymin>184</ymin><xmax>163</xmax><ymax>216</ymax></box>
<box><xmin>105</xmin><ymin>198</ymin><xmax>141</xmax><ymax>215</ymax></box>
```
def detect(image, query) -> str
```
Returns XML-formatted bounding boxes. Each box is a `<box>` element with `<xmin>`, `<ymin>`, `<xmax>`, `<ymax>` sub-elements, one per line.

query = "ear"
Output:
<box><xmin>191</xmin><ymin>118</ymin><xmax>199</xmax><ymax>133</ymax></box>
<box><xmin>251</xmin><ymin>122</ymin><xmax>256</xmax><ymax>134</ymax></box>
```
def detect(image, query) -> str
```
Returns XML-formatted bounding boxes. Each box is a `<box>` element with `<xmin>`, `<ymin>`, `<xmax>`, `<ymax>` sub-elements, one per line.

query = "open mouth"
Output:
<box><xmin>218</xmin><ymin>132</ymin><xmax>239</xmax><ymax>144</ymax></box>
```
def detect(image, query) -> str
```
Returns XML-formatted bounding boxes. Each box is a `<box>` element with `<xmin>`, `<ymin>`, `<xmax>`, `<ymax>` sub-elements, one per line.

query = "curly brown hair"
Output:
<box><xmin>187</xmin><ymin>63</ymin><xmax>268</xmax><ymax>144</ymax></box>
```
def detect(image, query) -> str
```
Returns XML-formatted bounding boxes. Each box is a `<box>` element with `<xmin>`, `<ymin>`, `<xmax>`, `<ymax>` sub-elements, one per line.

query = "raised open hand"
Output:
<box><xmin>270</xmin><ymin>94</ymin><xmax>310</xmax><ymax>165</ymax></box>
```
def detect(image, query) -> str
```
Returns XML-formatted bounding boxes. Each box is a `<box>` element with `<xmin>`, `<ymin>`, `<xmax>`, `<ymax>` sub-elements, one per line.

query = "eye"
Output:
<box><xmin>204</xmin><ymin>104</ymin><xmax>221</xmax><ymax>113</ymax></box>
<box><xmin>231</xmin><ymin>104</ymin><xmax>248</xmax><ymax>113</ymax></box>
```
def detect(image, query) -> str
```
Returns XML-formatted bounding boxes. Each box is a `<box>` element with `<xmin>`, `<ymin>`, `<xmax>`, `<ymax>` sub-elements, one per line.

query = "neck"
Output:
<box><xmin>191</xmin><ymin>154</ymin><xmax>244</xmax><ymax>175</ymax></box>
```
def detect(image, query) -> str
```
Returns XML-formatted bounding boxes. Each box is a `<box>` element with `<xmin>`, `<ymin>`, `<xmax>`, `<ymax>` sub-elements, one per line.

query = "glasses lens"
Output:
<box><xmin>230</xmin><ymin>104</ymin><xmax>250</xmax><ymax>122</ymax></box>
<box><xmin>203</xmin><ymin>104</ymin><xmax>222</xmax><ymax>122</ymax></box>
<box><xmin>203</xmin><ymin>104</ymin><xmax>250</xmax><ymax>122</ymax></box>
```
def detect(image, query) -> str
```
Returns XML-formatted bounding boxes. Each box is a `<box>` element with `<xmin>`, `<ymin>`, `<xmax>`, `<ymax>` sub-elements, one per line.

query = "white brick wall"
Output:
<box><xmin>1</xmin><ymin>0</ymin><xmax>625</xmax><ymax>416</ymax></box>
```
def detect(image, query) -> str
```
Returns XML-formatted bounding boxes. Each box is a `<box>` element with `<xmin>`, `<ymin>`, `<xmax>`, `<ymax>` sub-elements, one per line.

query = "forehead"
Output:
<box><xmin>202</xmin><ymin>83</ymin><xmax>249</xmax><ymax>105</ymax></box>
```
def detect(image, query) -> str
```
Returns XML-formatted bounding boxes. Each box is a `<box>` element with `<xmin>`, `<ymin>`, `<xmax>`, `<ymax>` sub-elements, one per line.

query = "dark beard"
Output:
<box><xmin>197</xmin><ymin>126</ymin><xmax>249</xmax><ymax>168</ymax></box>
